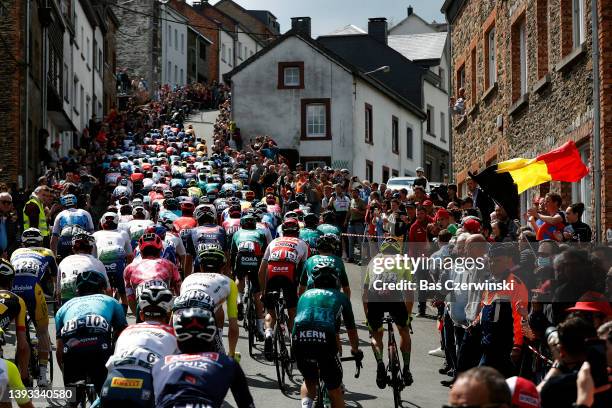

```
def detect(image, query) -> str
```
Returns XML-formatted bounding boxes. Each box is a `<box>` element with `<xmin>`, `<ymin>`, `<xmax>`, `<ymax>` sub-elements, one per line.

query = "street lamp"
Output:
<box><xmin>364</xmin><ymin>65</ymin><xmax>390</xmax><ymax>75</ymax></box>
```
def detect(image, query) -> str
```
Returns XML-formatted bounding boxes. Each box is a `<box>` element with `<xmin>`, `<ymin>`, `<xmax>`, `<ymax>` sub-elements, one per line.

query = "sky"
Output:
<box><xmin>193</xmin><ymin>0</ymin><xmax>447</xmax><ymax>37</ymax></box>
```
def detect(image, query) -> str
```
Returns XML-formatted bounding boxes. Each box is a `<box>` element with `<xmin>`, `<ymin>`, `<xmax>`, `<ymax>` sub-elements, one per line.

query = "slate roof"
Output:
<box><xmin>387</xmin><ymin>32</ymin><xmax>447</xmax><ymax>61</ymax></box>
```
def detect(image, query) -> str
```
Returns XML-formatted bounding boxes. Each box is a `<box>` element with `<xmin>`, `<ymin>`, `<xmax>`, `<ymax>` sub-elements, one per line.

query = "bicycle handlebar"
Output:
<box><xmin>340</xmin><ymin>356</ymin><xmax>362</xmax><ymax>378</ymax></box>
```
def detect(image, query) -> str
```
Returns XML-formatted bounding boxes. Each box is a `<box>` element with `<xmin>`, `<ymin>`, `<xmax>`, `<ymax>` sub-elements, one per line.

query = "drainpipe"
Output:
<box><xmin>591</xmin><ymin>0</ymin><xmax>601</xmax><ymax>241</ymax></box>
<box><xmin>24</xmin><ymin>0</ymin><xmax>31</xmax><ymax>190</ymax></box>
<box><xmin>447</xmin><ymin>22</ymin><xmax>453</xmax><ymax>182</ymax></box>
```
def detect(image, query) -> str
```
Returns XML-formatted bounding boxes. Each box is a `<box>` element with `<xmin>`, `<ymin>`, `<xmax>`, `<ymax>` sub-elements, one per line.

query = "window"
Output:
<box><xmin>485</xmin><ymin>26</ymin><xmax>497</xmax><ymax>89</ymax></box>
<box><xmin>180</xmin><ymin>68</ymin><xmax>184</xmax><ymax>84</ymax></box>
<box><xmin>93</xmin><ymin>39</ymin><xmax>97</xmax><ymax>68</ymax></box>
<box><xmin>470</xmin><ymin>47</ymin><xmax>477</xmax><ymax>102</ymax></box>
<box><xmin>228</xmin><ymin>48</ymin><xmax>232</xmax><ymax>66</ymax></box>
<box><xmin>199</xmin><ymin>42</ymin><xmax>207</xmax><ymax>60</ymax></box>
<box><xmin>167</xmin><ymin>61</ymin><xmax>171</xmax><ymax>82</ymax></box>
<box><xmin>168</xmin><ymin>25</ymin><xmax>171</xmax><ymax>44</ymax></box>
<box><xmin>520</xmin><ymin>21</ymin><xmax>527</xmax><ymax>96</ymax></box>
<box><xmin>406</xmin><ymin>126</ymin><xmax>413</xmax><ymax>159</ymax></box>
<box><xmin>237</xmin><ymin>41</ymin><xmax>242</xmax><ymax>59</ymax></box>
<box><xmin>392</xmin><ymin>169</ymin><xmax>399</xmax><ymax>178</ymax></box>
<box><xmin>440</xmin><ymin>112</ymin><xmax>446</xmax><ymax>141</ymax></box>
<box><xmin>365</xmin><ymin>103</ymin><xmax>373</xmax><ymax>144</ymax></box>
<box><xmin>439</xmin><ymin>67</ymin><xmax>445</xmax><ymax>91</ymax></box>
<box><xmin>86</xmin><ymin>37</ymin><xmax>90</xmax><ymax>64</ymax></box>
<box><xmin>174</xmin><ymin>29</ymin><xmax>178</xmax><ymax>49</ymax></box>
<box><xmin>382</xmin><ymin>166</ymin><xmax>390</xmax><ymax>183</ymax></box>
<box><xmin>63</xmin><ymin>64</ymin><xmax>69</xmax><ymax>102</ymax></box>
<box><xmin>456</xmin><ymin>64</ymin><xmax>465</xmax><ymax>95</ymax></box>
<box><xmin>392</xmin><ymin>116</ymin><xmax>399</xmax><ymax>154</ymax></box>
<box><xmin>73</xmin><ymin>76</ymin><xmax>78</xmax><ymax>111</ymax></box>
<box><xmin>181</xmin><ymin>33</ymin><xmax>184</xmax><ymax>54</ymax></box>
<box><xmin>571</xmin><ymin>143</ymin><xmax>592</xmax><ymax>226</ymax></box>
<box><xmin>301</xmin><ymin>98</ymin><xmax>331</xmax><ymax>139</ymax></box>
<box><xmin>511</xmin><ymin>14</ymin><xmax>528</xmax><ymax>102</ymax></box>
<box><xmin>244</xmin><ymin>46</ymin><xmax>248</xmax><ymax>58</ymax></box>
<box><xmin>277</xmin><ymin>62</ymin><xmax>304</xmax><ymax>89</ymax></box>
<box><xmin>98</xmin><ymin>50</ymin><xmax>102</xmax><ymax>71</ymax></box>
<box><xmin>366</xmin><ymin>160</ymin><xmax>373</xmax><ymax>182</ymax></box>
<box><xmin>536</xmin><ymin>0</ymin><xmax>548</xmax><ymax>79</ymax></box>
<box><xmin>221</xmin><ymin>44</ymin><xmax>226</xmax><ymax>62</ymax></box>
<box><xmin>573</xmin><ymin>0</ymin><xmax>585</xmax><ymax>48</ymax></box>
<box><xmin>80</xmin><ymin>85</ymin><xmax>84</xmax><ymax>117</ymax></box>
<box><xmin>426</xmin><ymin>105</ymin><xmax>434</xmax><ymax>135</ymax></box>
<box><xmin>303</xmin><ymin>159</ymin><xmax>330</xmax><ymax>171</ymax></box>
<box><xmin>174</xmin><ymin>64</ymin><xmax>177</xmax><ymax>84</ymax></box>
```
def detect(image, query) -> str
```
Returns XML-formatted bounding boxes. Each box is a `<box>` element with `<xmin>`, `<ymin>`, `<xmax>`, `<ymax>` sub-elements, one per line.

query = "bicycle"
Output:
<box><xmin>66</xmin><ymin>380</ymin><xmax>96</xmax><ymax>408</ymax></box>
<box><xmin>314</xmin><ymin>354</ymin><xmax>362</xmax><ymax>408</ymax></box>
<box><xmin>25</xmin><ymin>312</ymin><xmax>54</xmax><ymax>387</ymax></box>
<box><xmin>382</xmin><ymin>315</ymin><xmax>404</xmax><ymax>408</ymax></box>
<box><xmin>242</xmin><ymin>279</ymin><xmax>261</xmax><ymax>357</ymax></box>
<box><xmin>268</xmin><ymin>291</ymin><xmax>293</xmax><ymax>391</ymax></box>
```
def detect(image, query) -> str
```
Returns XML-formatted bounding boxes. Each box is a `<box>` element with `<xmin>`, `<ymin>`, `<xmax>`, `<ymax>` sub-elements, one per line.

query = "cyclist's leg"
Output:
<box><xmin>248</xmin><ymin>265</ymin><xmax>265</xmax><ymax>334</ymax></box>
<box><xmin>294</xmin><ymin>342</ymin><xmax>318</xmax><ymax>406</ymax></box>
<box><xmin>106</xmin><ymin>259</ymin><xmax>129</xmax><ymax>314</ymax></box>
<box><xmin>320</xmin><ymin>348</ymin><xmax>344</xmax><ymax>408</ymax></box>
<box><xmin>282</xmin><ymin>278</ymin><xmax>298</xmax><ymax>332</ymax></box>
<box><xmin>366</xmin><ymin>302</ymin><xmax>387</xmax><ymax>389</ymax></box>
<box><xmin>33</xmin><ymin>284</ymin><xmax>51</xmax><ymax>384</ymax></box>
<box><xmin>391</xmin><ymin>301</ymin><xmax>413</xmax><ymax>384</ymax></box>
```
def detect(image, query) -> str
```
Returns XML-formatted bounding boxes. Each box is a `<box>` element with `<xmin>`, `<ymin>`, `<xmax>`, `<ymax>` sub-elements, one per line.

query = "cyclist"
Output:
<box><xmin>127</xmin><ymin>206</ymin><xmax>154</xmax><ymax>248</ymax></box>
<box><xmin>222</xmin><ymin>204</ymin><xmax>242</xmax><ymax>238</ymax></box>
<box><xmin>100</xmin><ymin>285</ymin><xmax>177</xmax><ymax>408</ymax></box>
<box><xmin>363</xmin><ymin>237</ymin><xmax>414</xmax><ymax>388</ymax></box>
<box><xmin>0</xmin><ymin>259</ymin><xmax>30</xmax><ymax>381</ymax></box>
<box><xmin>175</xmin><ymin>243</ymin><xmax>239</xmax><ymax>358</ymax></box>
<box><xmin>10</xmin><ymin>228</ymin><xmax>57</xmax><ymax>387</ymax></box>
<box><xmin>230</xmin><ymin>214</ymin><xmax>267</xmax><ymax>330</ymax></box>
<box><xmin>93</xmin><ymin>212</ymin><xmax>133</xmax><ymax>312</ymax></box>
<box><xmin>153</xmin><ymin>308</ymin><xmax>255</xmax><ymax>408</ymax></box>
<box><xmin>124</xmin><ymin>233</ymin><xmax>181</xmax><ymax>315</ymax></box>
<box><xmin>259</xmin><ymin>218</ymin><xmax>309</xmax><ymax>360</ymax></box>
<box><xmin>299</xmin><ymin>234</ymin><xmax>350</xmax><ymax>296</ymax></box>
<box><xmin>158</xmin><ymin>215</ymin><xmax>189</xmax><ymax>273</ymax></box>
<box><xmin>185</xmin><ymin>205</ymin><xmax>228</xmax><ymax>272</ymax></box>
<box><xmin>173</xmin><ymin>201</ymin><xmax>197</xmax><ymax>232</ymax></box>
<box><xmin>50</xmin><ymin>193</ymin><xmax>95</xmax><ymax>259</ymax></box>
<box><xmin>58</xmin><ymin>231</ymin><xmax>111</xmax><ymax>305</ymax></box>
<box><xmin>0</xmin><ymin>356</ymin><xmax>35</xmax><ymax>408</ymax></box>
<box><xmin>293</xmin><ymin>264</ymin><xmax>363</xmax><ymax>408</ymax></box>
<box><xmin>55</xmin><ymin>271</ymin><xmax>127</xmax><ymax>394</ymax></box>
<box><xmin>299</xmin><ymin>213</ymin><xmax>323</xmax><ymax>255</ymax></box>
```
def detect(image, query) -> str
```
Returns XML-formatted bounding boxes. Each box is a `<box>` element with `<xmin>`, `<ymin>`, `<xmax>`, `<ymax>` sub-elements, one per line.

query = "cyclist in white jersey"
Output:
<box><xmin>93</xmin><ymin>212</ymin><xmax>133</xmax><ymax>312</ymax></box>
<box><xmin>57</xmin><ymin>232</ymin><xmax>110</xmax><ymax>303</ymax></box>
<box><xmin>50</xmin><ymin>194</ymin><xmax>95</xmax><ymax>258</ymax></box>
<box><xmin>127</xmin><ymin>207</ymin><xmax>154</xmax><ymax>246</ymax></box>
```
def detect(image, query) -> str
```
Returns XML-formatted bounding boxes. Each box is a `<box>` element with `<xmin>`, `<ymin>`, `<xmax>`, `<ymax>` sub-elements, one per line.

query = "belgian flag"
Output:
<box><xmin>469</xmin><ymin>141</ymin><xmax>588</xmax><ymax>220</ymax></box>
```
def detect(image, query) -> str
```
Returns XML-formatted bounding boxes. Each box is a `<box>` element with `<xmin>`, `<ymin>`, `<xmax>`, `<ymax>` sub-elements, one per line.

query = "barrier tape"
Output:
<box><xmin>340</xmin><ymin>232</ymin><xmax>384</xmax><ymax>239</ymax></box>
<box><xmin>526</xmin><ymin>344</ymin><xmax>554</xmax><ymax>366</ymax></box>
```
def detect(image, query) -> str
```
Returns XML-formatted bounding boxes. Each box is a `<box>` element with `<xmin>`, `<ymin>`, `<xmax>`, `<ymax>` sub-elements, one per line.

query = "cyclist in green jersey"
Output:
<box><xmin>293</xmin><ymin>264</ymin><xmax>363</xmax><ymax>408</ymax></box>
<box><xmin>299</xmin><ymin>213</ymin><xmax>323</xmax><ymax>256</ymax></box>
<box><xmin>230</xmin><ymin>214</ymin><xmax>267</xmax><ymax>333</ymax></box>
<box><xmin>299</xmin><ymin>234</ymin><xmax>350</xmax><ymax>297</ymax></box>
<box><xmin>316</xmin><ymin>211</ymin><xmax>342</xmax><ymax>256</ymax></box>
<box><xmin>363</xmin><ymin>237</ymin><xmax>414</xmax><ymax>388</ymax></box>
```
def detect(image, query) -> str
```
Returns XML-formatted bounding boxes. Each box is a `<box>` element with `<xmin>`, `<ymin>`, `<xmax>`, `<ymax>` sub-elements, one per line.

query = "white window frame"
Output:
<box><xmin>487</xmin><ymin>27</ymin><xmax>497</xmax><ymax>88</ymax></box>
<box><xmin>306</xmin><ymin>103</ymin><xmax>327</xmax><ymax>138</ymax></box>
<box><xmin>237</xmin><ymin>41</ymin><xmax>242</xmax><ymax>59</ymax></box>
<box><xmin>283</xmin><ymin>67</ymin><xmax>300</xmax><ymax>87</ymax></box>
<box><xmin>573</xmin><ymin>0</ymin><xmax>585</xmax><ymax>48</ymax></box>
<box><xmin>571</xmin><ymin>144</ymin><xmax>592</xmax><ymax>226</ymax></box>
<box><xmin>305</xmin><ymin>161</ymin><xmax>327</xmax><ymax>171</ymax></box>
<box><xmin>519</xmin><ymin>21</ymin><xmax>528</xmax><ymax>96</ymax></box>
<box><xmin>440</xmin><ymin>111</ymin><xmax>446</xmax><ymax>141</ymax></box>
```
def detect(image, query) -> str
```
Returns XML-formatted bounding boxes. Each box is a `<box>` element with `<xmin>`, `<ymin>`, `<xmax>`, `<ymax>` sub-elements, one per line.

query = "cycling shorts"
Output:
<box><xmin>17</xmin><ymin>283</ymin><xmax>49</xmax><ymax>327</ymax></box>
<box><xmin>293</xmin><ymin>340</ymin><xmax>342</xmax><ymax>390</ymax></box>
<box><xmin>366</xmin><ymin>302</ymin><xmax>409</xmax><ymax>332</ymax></box>
<box><xmin>233</xmin><ymin>253</ymin><xmax>262</xmax><ymax>293</ymax></box>
<box><xmin>103</xmin><ymin>260</ymin><xmax>127</xmax><ymax>295</ymax></box>
<box><xmin>63</xmin><ymin>346</ymin><xmax>112</xmax><ymax>395</ymax></box>
<box><xmin>263</xmin><ymin>276</ymin><xmax>297</xmax><ymax>310</ymax></box>
<box><xmin>100</xmin><ymin>367</ymin><xmax>154</xmax><ymax>408</ymax></box>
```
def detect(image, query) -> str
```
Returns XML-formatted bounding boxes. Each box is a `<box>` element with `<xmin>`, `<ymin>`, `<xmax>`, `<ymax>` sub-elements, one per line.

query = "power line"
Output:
<box><xmin>111</xmin><ymin>2</ymin><xmax>281</xmax><ymax>41</ymax></box>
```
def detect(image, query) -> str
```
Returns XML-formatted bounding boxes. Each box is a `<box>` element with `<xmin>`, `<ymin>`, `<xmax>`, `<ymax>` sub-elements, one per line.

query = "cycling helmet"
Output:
<box><xmin>255</xmin><ymin>201</ymin><xmax>268</xmax><ymax>211</ymax></box>
<box><xmin>163</xmin><ymin>198</ymin><xmax>179</xmax><ymax>210</ymax></box>
<box><xmin>321</xmin><ymin>211</ymin><xmax>336</xmax><ymax>224</ymax></box>
<box><xmin>285</xmin><ymin>200</ymin><xmax>299</xmax><ymax>211</ymax></box>
<box><xmin>132</xmin><ymin>206</ymin><xmax>147</xmax><ymax>217</ymax></box>
<box><xmin>380</xmin><ymin>237</ymin><xmax>402</xmax><ymax>254</ymax></box>
<box><xmin>138</xmin><ymin>284</ymin><xmax>174</xmax><ymax>316</ymax></box>
<box><xmin>60</xmin><ymin>194</ymin><xmax>78</xmax><ymax>208</ymax></box>
<box><xmin>284</xmin><ymin>211</ymin><xmax>298</xmax><ymax>221</ymax></box>
<box><xmin>265</xmin><ymin>194</ymin><xmax>276</xmax><ymax>205</ymax></box>
<box><xmin>173</xmin><ymin>307</ymin><xmax>217</xmax><ymax>351</ymax></box>
<box><xmin>172</xmin><ymin>288</ymin><xmax>215</xmax><ymax>312</ymax></box>
<box><xmin>72</xmin><ymin>230</ymin><xmax>95</xmax><ymax>252</ymax></box>
<box><xmin>281</xmin><ymin>218</ymin><xmax>300</xmax><ymax>236</ymax></box>
<box><xmin>163</xmin><ymin>190</ymin><xmax>174</xmax><ymax>199</ymax></box>
<box><xmin>295</xmin><ymin>193</ymin><xmax>306</xmax><ymax>204</ymax></box>
<box><xmin>180</xmin><ymin>201</ymin><xmax>195</xmax><ymax>213</ymax></box>
<box><xmin>311</xmin><ymin>263</ymin><xmax>339</xmax><ymax>289</ymax></box>
<box><xmin>316</xmin><ymin>234</ymin><xmax>340</xmax><ymax>253</ymax></box>
<box><xmin>244</xmin><ymin>190</ymin><xmax>255</xmax><ymax>202</ymax></box>
<box><xmin>228</xmin><ymin>205</ymin><xmax>242</xmax><ymax>219</ymax></box>
<box><xmin>146</xmin><ymin>225</ymin><xmax>167</xmax><ymax>240</ymax></box>
<box><xmin>0</xmin><ymin>259</ymin><xmax>14</xmax><ymax>278</ymax></box>
<box><xmin>196</xmin><ymin>243</ymin><xmax>227</xmax><ymax>270</ymax></box>
<box><xmin>100</xmin><ymin>212</ymin><xmax>119</xmax><ymax>230</ymax></box>
<box><xmin>21</xmin><ymin>228</ymin><xmax>43</xmax><ymax>247</ymax></box>
<box><xmin>139</xmin><ymin>233</ymin><xmax>163</xmax><ymax>255</ymax></box>
<box><xmin>158</xmin><ymin>215</ymin><xmax>175</xmax><ymax>232</ymax></box>
<box><xmin>194</xmin><ymin>205</ymin><xmax>216</xmax><ymax>224</ymax></box>
<box><xmin>304</xmin><ymin>213</ymin><xmax>319</xmax><ymax>228</ymax></box>
<box><xmin>240</xmin><ymin>214</ymin><xmax>257</xmax><ymax>230</ymax></box>
<box><xmin>227</xmin><ymin>197</ymin><xmax>240</xmax><ymax>207</ymax></box>
<box><xmin>75</xmin><ymin>270</ymin><xmax>108</xmax><ymax>295</ymax></box>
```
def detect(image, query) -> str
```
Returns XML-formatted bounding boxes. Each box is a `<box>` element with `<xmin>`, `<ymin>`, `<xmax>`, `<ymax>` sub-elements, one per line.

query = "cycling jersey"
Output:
<box><xmin>255</xmin><ymin>222</ymin><xmax>273</xmax><ymax>245</ymax></box>
<box><xmin>363</xmin><ymin>253</ymin><xmax>412</xmax><ymax>302</ymax></box>
<box><xmin>93</xmin><ymin>230</ymin><xmax>132</xmax><ymax>295</ymax></box>
<box><xmin>298</xmin><ymin>227</ymin><xmax>323</xmax><ymax>254</ymax></box>
<box><xmin>0</xmin><ymin>359</ymin><xmax>30</xmax><ymax>406</ymax></box>
<box><xmin>293</xmin><ymin>288</ymin><xmax>356</xmax><ymax>340</ymax></box>
<box><xmin>164</xmin><ymin>233</ymin><xmax>186</xmax><ymax>260</ymax></box>
<box><xmin>58</xmin><ymin>254</ymin><xmax>111</xmax><ymax>302</ymax></box>
<box><xmin>300</xmin><ymin>254</ymin><xmax>348</xmax><ymax>290</ymax></box>
<box><xmin>173</xmin><ymin>216</ymin><xmax>197</xmax><ymax>232</ymax></box>
<box><xmin>316</xmin><ymin>223</ymin><xmax>342</xmax><ymax>237</ymax></box>
<box><xmin>123</xmin><ymin>258</ymin><xmax>181</xmax><ymax>301</ymax></box>
<box><xmin>179</xmin><ymin>273</ymin><xmax>238</xmax><ymax>319</ymax></box>
<box><xmin>108</xmin><ymin>321</ymin><xmax>178</xmax><ymax>369</ymax></box>
<box><xmin>0</xmin><ymin>290</ymin><xmax>27</xmax><ymax>331</ymax></box>
<box><xmin>51</xmin><ymin>208</ymin><xmax>95</xmax><ymax>236</ymax></box>
<box><xmin>263</xmin><ymin>236</ymin><xmax>309</xmax><ymax>282</ymax></box>
<box><xmin>133</xmin><ymin>240</ymin><xmax>177</xmax><ymax>265</ymax></box>
<box><xmin>127</xmin><ymin>219</ymin><xmax>155</xmax><ymax>247</ymax></box>
<box><xmin>222</xmin><ymin>218</ymin><xmax>241</xmax><ymax>237</ymax></box>
<box><xmin>10</xmin><ymin>247</ymin><xmax>57</xmax><ymax>319</ymax></box>
<box><xmin>153</xmin><ymin>352</ymin><xmax>254</xmax><ymax>408</ymax></box>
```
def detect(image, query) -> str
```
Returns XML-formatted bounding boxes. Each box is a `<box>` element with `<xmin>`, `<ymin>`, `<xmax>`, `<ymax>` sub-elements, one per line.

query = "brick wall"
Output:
<box><xmin>448</xmin><ymin>0</ymin><xmax>610</xmax><ymax>234</ymax></box>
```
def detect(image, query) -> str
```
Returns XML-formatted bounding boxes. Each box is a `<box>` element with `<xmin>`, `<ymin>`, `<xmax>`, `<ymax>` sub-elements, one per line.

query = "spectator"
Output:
<box><xmin>346</xmin><ymin>188</ymin><xmax>366</xmax><ymax>263</ymax></box>
<box><xmin>0</xmin><ymin>192</ymin><xmax>19</xmax><ymax>257</ymax></box>
<box><xmin>447</xmin><ymin>366</ymin><xmax>512</xmax><ymax>407</ymax></box>
<box><xmin>563</xmin><ymin>203</ymin><xmax>592</xmax><ymax>243</ymax></box>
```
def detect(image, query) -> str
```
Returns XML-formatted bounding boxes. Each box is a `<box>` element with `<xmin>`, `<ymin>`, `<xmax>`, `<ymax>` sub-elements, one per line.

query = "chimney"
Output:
<box><xmin>291</xmin><ymin>17</ymin><xmax>311</xmax><ymax>38</ymax></box>
<box><xmin>407</xmin><ymin>5</ymin><xmax>414</xmax><ymax>16</ymax></box>
<box><xmin>368</xmin><ymin>18</ymin><xmax>388</xmax><ymax>45</ymax></box>
<box><xmin>192</xmin><ymin>1</ymin><xmax>207</xmax><ymax>12</ymax></box>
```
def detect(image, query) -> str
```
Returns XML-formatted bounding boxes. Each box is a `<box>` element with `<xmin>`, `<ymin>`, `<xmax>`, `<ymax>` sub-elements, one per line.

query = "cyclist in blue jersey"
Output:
<box><xmin>50</xmin><ymin>194</ymin><xmax>95</xmax><ymax>259</ymax></box>
<box><xmin>55</xmin><ymin>271</ymin><xmax>127</xmax><ymax>394</ymax></box>
<box><xmin>153</xmin><ymin>308</ymin><xmax>254</xmax><ymax>408</ymax></box>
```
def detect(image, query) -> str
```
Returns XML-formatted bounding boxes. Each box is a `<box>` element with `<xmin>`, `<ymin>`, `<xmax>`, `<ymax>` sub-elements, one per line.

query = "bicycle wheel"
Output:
<box><xmin>390</xmin><ymin>346</ymin><xmax>402</xmax><ymax>408</ymax></box>
<box><xmin>247</xmin><ymin>298</ymin><xmax>256</xmax><ymax>357</ymax></box>
<box><xmin>48</xmin><ymin>348</ymin><xmax>54</xmax><ymax>384</ymax></box>
<box><xmin>25</xmin><ymin>317</ymin><xmax>40</xmax><ymax>380</ymax></box>
<box><xmin>273</xmin><ymin>324</ymin><xmax>286</xmax><ymax>390</ymax></box>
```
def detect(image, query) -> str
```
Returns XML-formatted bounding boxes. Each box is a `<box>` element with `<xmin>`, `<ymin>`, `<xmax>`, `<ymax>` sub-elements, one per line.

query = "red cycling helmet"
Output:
<box><xmin>180</xmin><ymin>201</ymin><xmax>195</xmax><ymax>212</ymax></box>
<box><xmin>139</xmin><ymin>233</ymin><xmax>163</xmax><ymax>254</ymax></box>
<box><xmin>281</xmin><ymin>218</ymin><xmax>300</xmax><ymax>235</ymax></box>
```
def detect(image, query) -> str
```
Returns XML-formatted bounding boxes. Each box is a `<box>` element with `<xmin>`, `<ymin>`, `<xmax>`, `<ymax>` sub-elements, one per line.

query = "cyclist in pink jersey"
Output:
<box><xmin>124</xmin><ymin>233</ymin><xmax>181</xmax><ymax>315</ymax></box>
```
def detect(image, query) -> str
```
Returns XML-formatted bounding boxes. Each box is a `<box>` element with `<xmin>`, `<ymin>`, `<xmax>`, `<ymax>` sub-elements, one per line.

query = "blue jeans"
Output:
<box><xmin>347</xmin><ymin>222</ymin><xmax>365</xmax><ymax>260</ymax></box>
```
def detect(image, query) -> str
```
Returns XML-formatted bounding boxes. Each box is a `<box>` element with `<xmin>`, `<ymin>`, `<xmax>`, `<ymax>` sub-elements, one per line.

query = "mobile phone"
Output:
<box><xmin>585</xmin><ymin>338</ymin><xmax>609</xmax><ymax>388</ymax></box>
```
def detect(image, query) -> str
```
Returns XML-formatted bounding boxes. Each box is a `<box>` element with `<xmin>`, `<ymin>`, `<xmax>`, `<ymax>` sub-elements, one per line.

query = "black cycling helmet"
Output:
<box><xmin>76</xmin><ymin>270</ymin><xmax>108</xmax><ymax>295</ymax></box>
<box><xmin>285</xmin><ymin>200</ymin><xmax>299</xmax><ymax>211</ymax></box>
<box><xmin>240</xmin><ymin>214</ymin><xmax>257</xmax><ymax>230</ymax></box>
<box><xmin>194</xmin><ymin>205</ymin><xmax>216</xmax><ymax>224</ymax></box>
<box><xmin>0</xmin><ymin>259</ymin><xmax>15</xmax><ymax>281</ymax></box>
<box><xmin>316</xmin><ymin>233</ymin><xmax>340</xmax><ymax>253</ymax></box>
<box><xmin>321</xmin><ymin>211</ymin><xmax>336</xmax><ymax>224</ymax></box>
<box><xmin>173</xmin><ymin>307</ymin><xmax>217</xmax><ymax>353</ymax></box>
<box><xmin>196</xmin><ymin>243</ymin><xmax>227</xmax><ymax>271</ymax></box>
<box><xmin>304</xmin><ymin>213</ymin><xmax>319</xmax><ymax>228</ymax></box>
<box><xmin>163</xmin><ymin>198</ymin><xmax>178</xmax><ymax>210</ymax></box>
<box><xmin>311</xmin><ymin>263</ymin><xmax>339</xmax><ymax>289</ymax></box>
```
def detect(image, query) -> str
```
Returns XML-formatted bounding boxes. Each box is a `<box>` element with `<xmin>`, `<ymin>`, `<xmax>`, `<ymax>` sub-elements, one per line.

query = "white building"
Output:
<box><xmin>226</xmin><ymin>18</ymin><xmax>426</xmax><ymax>183</ymax></box>
<box><xmin>161</xmin><ymin>5</ymin><xmax>189</xmax><ymax>87</ymax></box>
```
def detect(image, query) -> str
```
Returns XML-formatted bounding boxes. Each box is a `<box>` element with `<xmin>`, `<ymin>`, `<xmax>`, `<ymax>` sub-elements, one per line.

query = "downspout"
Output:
<box><xmin>24</xmin><ymin>0</ymin><xmax>31</xmax><ymax>190</ymax></box>
<box><xmin>591</xmin><ymin>0</ymin><xmax>601</xmax><ymax>241</ymax></box>
<box><xmin>447</xmin><ymin>22</ymin><xmax>453</xmax><ymax>182</ymax></box>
